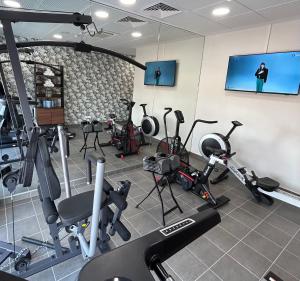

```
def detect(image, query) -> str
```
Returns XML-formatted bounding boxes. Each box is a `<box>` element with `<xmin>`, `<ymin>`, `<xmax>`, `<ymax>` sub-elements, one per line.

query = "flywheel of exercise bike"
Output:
<box><xmin>156</xmin><ymin>137</ymin><xmax>189</xmax><ymax>163</ymax></box>
<box><xmin>199</xmin><ymin>133</ymin><xmax>231</xmax><ymax>159</ymax></box>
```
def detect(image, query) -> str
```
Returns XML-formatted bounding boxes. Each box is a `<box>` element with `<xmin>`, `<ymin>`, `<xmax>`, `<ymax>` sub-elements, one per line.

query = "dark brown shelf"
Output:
<box><xmin>35</xmin><ymin>64</ymin><xmax>64</xmax><ymax>125</ymax></box>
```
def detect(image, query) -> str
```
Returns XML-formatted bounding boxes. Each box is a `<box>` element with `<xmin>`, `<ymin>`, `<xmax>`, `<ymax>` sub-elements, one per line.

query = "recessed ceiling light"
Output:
<box><xmin>53</xmin><ymin>34</ymin><xmax>63</xmax><ymax>39</ymax></box>
<box><xmin>95</xmin><ymin>10</ymin><xmax>109</xmax><ymax>19</ymax></box>
<box><xmin>4</xmin><ymin>0</ymin><xmax>21</xmax><ymax>8</ymax></box>
<box><xmin>212</xmin><ymin>7</ymin><xmax>230</xmax><ymax>16</ymax></box>
<box><xmin>131</xmin><ymin>31</ymin><xmax>142</xmax><ymax>38</ymax></box>
<box><xmin>120</xmin><ymin>0</ymin><xmax>136</xmax><ymax>5</ymax></box>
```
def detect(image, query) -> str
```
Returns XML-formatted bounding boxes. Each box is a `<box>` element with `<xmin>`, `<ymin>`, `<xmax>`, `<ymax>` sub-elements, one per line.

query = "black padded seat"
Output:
<box><xmin>57</xmin><ymin>191</ymin><xmax>94</xmax><ymax>226</ymax></box>
<box><xmin>257</xmin><ymin>177</ymin><xmax>279</xmax><ymax>192</ymax></box>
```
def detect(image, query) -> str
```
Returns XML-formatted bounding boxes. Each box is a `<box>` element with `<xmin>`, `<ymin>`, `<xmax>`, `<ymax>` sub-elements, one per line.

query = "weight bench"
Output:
<box><xmin>17</xmin><ymin>138</ymin><xmax>131</xmax><ymax>278</ymax></box>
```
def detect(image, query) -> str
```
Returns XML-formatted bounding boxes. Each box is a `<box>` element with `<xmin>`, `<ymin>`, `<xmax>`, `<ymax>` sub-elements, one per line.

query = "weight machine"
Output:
<box><xmin>0</xmin><ymin>9</ymin><xmax>146</xmax><ymax>278</ymax></box>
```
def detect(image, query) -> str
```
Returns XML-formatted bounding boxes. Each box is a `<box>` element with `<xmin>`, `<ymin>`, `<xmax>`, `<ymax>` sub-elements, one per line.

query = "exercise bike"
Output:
<box><xmin>156</xmin><ymin>108</ymin><xmax>230</xmax><ymax>209</ymax></box>
<box><xmin>101</xmin><ymin>99</ymin><xmax>145</xmax><ymax>158</ymax></box>
<box><xmin>199</xmin><ymin>121</ymin><xmax>300</xmax><ymax>207</ymax></box>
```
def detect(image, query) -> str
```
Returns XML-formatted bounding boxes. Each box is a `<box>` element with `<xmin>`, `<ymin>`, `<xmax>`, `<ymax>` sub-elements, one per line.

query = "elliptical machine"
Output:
<box><xmin>156</xmin><ymin>108</ymin><xmax>230</xmax><ymax>209</ymax></box>
<box><xmin>198</xmin><ymin>122</ymin><xmax>300</xmax><ymax>207</ymax></box>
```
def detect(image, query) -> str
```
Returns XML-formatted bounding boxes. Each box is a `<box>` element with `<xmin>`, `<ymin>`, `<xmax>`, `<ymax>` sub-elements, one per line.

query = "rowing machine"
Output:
<box><xmin>200</xmin><ymin>121</ymin><xmax>300</xmax><ymax>207</ymax></box>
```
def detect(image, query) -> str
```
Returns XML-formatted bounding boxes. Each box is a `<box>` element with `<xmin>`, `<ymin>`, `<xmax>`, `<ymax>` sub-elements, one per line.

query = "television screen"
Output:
<box><xmin>225</xmin><ymin>51</ymin><xmax>300</xmax><ymax>95</ymax></box>
<box><xmin>144</xmin><ymin>60</ymin><xmax>176</xmax><ymax>87</ymax></box>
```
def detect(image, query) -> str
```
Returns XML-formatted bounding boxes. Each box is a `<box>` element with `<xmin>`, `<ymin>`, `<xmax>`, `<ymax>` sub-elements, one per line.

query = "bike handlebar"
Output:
<box><xmin>194</xmin><ymin>119</ymin><xmax>218</xmax><ymax>124</ymax></box>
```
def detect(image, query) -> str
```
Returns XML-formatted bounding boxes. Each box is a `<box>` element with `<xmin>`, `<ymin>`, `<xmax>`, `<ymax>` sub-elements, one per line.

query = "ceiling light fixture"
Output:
<box><xmin>53</xmin><ymin>34</ymin><xmax>63</xmax><ymax>39</ymax></box>
<box><xmin>120</xmin><ymin>0</ymin><xmax>136</xmax><ymax>5</ymax></box>
<box><xmin>3</xmin><ymin>0</ymin><xmax>21</xmax><ymax>8</ymax></box>
<box><xmin>131</xmin><ymin>31</ymin><xmax>142</xmax><ymax>38</ymax></box>
<box><xmin>212</xmin><ymin>7</ymin><xmax>230</xmax><ymax>16</ymax></box>
<box><xmin>95</xmin><ymin>10</ymin><xmax>109</xmax><ymax>19</ymax></box>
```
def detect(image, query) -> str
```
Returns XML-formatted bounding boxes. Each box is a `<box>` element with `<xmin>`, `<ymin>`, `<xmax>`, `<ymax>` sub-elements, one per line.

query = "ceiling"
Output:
<box><xmin>0</xmin><ymin>0</ymin><xmax>300</xmax><ymax>55</ymax></box>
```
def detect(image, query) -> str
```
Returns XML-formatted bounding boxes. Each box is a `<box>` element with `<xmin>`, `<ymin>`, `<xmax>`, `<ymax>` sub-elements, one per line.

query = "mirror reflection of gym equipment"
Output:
<box><xmin>0</xmin><ymin>2</ymin><xmax>300</xmax><ymax>281</ymax></box>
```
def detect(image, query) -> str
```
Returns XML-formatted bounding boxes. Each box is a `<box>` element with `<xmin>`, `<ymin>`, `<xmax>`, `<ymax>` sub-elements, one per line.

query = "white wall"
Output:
<box><xmin>191</xmin><ymin>19</ymin><xmax>300</xmax><ymax>193</ymax></box>
<box><xmin>132</xmin><ymin>37</ymin><xmax>205</xmax><ymax>149</ymax></box>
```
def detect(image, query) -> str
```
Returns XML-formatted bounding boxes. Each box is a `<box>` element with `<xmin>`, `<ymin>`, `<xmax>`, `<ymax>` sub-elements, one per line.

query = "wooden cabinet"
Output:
<box><xmin>36</xmin><ymin>108</ymin><xmax>64</xmax><ymax>125</ymax></box>
<box><xmin>34</xmin><ymin>63</ymin><xmax>64</xmax><ymax>126</ymax></box>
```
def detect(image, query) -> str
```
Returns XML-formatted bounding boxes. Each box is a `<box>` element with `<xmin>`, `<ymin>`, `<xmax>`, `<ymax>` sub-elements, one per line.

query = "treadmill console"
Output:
<box><xmin>160</xmin><ymin>218</ymin><xmax>195</xmax><ymax>236</ymax></box>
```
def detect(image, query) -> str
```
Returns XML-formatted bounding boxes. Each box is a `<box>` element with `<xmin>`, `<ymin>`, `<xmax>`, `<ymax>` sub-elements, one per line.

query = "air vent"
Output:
<box><xmin>143</xmin><ymin>2</ymin><xmax>181</xmax><ymax>18</ymax></box>
<box><xmin>118</xmin><ymin>16</ymin><xmax>147</xmax><ymax>28</ymax></box>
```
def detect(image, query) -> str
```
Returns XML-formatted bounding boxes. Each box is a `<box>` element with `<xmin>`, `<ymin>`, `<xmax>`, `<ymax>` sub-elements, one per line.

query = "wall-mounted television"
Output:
<box><xmin>144</xmin><ymin>60</ymin><xmax>176</xmax><ymax>87</ymax></box>
<box><xmin>225</xmin><ymin>51</ymin><xmax>300</xmax><ymax>95</ymax></box>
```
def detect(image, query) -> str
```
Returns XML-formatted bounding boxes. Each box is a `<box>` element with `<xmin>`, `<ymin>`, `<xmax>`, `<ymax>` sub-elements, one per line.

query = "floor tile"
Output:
<box><xmin>265</xmin><ymin>213</ymin><xmax>299</xmax><ymax>236</ymax></box>
<box><xmin>230</xmin><ymin>208</ymin><xmax>261</xmax><ymax>228</ymax></box>
<box><xmin>229</xmin><ymin>242</ymin><xmax>271</xmax><ymax>278</ymax></box>
<box><xmin>275</xmin><ymin>250</ymin><xmax>300</xmax><ymax>279</ymax></box>
<box><xmin>275</xmin><ymin>203</ymin><xmax>300</xmax><ymax>225</ymax></box>
<box><xmin>265</xmin><ymin>265</ymin><xmax>298</xmax><ymax>281</ymax></box>
<box><xmin>254</xmin><ymin>222</ymin><xmax>291</xmax><ymax>247</ymax></box>
<box><xmin>205</xmin><ymin>226</ymin><xmax>238</xmax><ymax>252</ymax></box>
<box><xmin>286</xmin><ymin>237</ymin><xmax>300</xmax><ymax>258</ymax></box>
<box><xmin>220</xmin><ymin>215</ymin><xmax>251</xmax><ymax>239</ymax></box>
<box><xmin>53</xmin><ymin>255</ymin><xmax>86</xmax><ymax>280</ymax></box>
<box><xmin>240</xmin><ymin>201</ymin><xmax>272</xmax><ymax>218</ymax></box>
<box><xmin>7</xmin><ymin>216</ymin><xmax>40</xmax><ymax>241</ymax></box>
<box><xmin>196</xmin><ymin>270</ymin><xmax>222</xmax><ymax>281</ymax></box>
<box><xmin>127</xmin><ymin>211</ymin><xmax>161</xmax><ymax>235</ymax></box>
<box><xmin>58</xmin><ymin>269</ymin><xmax>80</xmax><ymax>281</ymax></box>
<box><xmin>188</xmin><ymin>236</ymin><xmax>225</xmax><ymax>267</ymax></box>
<box><xmin>122</xmin><ymin>198</ymin><xmax>144</xmax><ymax>219</ymax></box>
<box><xmin>134</xmin><ymin>194</ymin><xmax>160</xmax><ymax>210</ymax></box>
<box><xmin>167</xmin><ymin>248</ymin><xmax>207</xmax><ymax>281</ymax></box>
<box><xmin>27</xmin><ymin>268</ymin><xmax>56</xmax><ymax>281</ymax></box>
<box><xmin>212</xmin><ymin>254</ymin><xmax>259</xmax><ymax>281</ymax></box>
<box><xmin>243</xmin><ymin>231</ymin><xmax>282</xmax><ymax>261</ymax></box>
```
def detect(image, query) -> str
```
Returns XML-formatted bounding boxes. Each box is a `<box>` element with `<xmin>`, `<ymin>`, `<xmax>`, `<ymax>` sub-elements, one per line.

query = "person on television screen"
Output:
<box><xmin>154</xmin><ymin>67</ymin><xmax>161</xmax><ymax>86</ymax></box>
<box><xmin>255</xmin><ymin>62</ymin><xmax>268</xmax><ymax>92</ymax></box>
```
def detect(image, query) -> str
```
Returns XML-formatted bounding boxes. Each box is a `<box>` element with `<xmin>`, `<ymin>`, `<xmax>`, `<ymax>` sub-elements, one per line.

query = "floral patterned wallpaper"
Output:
<box><xmin>0</xmin><ymin>36</ymin><xmax>135</xmax><ymax>124</ymax></box>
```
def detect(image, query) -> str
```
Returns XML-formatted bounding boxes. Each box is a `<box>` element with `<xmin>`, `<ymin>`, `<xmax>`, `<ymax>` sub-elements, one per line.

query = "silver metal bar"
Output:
<box><xmin>258</xmin><ymin>188</ymin><xmax>300</xmax><ymax>208</ymax></box>
<box><xmin>77</xmin><ymin>158</ymin><xmax>105</xmax><ymax>258</ymax></box>
<box><xmin>0</xmin><ymin>10</ymin><xmax>91</xmax><ymax>24</ymax></box>
<box><xmin>58</xmin><ymin>125</ymin><xmax>71</xmax><ymax>198</ymax></box>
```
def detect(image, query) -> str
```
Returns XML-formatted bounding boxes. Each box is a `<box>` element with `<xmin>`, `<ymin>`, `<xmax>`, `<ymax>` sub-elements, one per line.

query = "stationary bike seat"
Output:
<box><xmin>256</xmin><ymin>177</ymin><xmax>279</xmax><ymax>192</ymax></box>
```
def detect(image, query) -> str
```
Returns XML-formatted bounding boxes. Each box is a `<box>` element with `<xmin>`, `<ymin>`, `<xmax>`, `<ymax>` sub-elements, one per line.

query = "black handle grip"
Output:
<box><xmin>195</xmin><ymin>119</ymin><xmax>218</xmax><ymax>124</ymax></box>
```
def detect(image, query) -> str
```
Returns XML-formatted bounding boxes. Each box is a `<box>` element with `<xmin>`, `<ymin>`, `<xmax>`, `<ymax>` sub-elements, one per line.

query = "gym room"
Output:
<box><xmin>0</xmin><ymin>0</ymin><xmax>299</xmax><ymax>280</ymax></box>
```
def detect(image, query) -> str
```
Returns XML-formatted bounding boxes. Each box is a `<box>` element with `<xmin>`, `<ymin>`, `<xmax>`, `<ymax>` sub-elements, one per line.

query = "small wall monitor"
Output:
<box><xmin>225</xmin><ymin>51</ymin><xmax>300</xmax><ymax>95</ymax></box>
<box><xmin>144</xmin><ymin>60</ymin><xmax>176</xmax><ymax>87</ymax></box>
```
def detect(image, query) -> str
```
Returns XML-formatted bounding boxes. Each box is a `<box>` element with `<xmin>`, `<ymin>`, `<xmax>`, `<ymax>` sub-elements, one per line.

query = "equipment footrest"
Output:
<box><xmin>197</xmin><ymin>195</ymin><xmax>230</xmax><ymax>212</ymax></box>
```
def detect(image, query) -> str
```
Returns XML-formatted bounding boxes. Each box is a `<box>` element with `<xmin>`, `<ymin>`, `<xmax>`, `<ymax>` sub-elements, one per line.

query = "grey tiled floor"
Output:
<box><xmin>0</xmin><ymin>144</ymin><xmax>300</xmax><ymax>281</ymax></box>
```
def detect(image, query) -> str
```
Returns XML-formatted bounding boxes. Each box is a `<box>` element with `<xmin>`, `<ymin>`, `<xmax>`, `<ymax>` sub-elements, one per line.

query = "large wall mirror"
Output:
<box><xmin>0</xmin><ymin>1</ymin><xmax>205</xmax><ymax>201</ymax></box>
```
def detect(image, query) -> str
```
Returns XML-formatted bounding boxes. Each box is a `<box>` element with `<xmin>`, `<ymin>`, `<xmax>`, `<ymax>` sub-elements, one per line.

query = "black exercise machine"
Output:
<box><xmin>157</xmin><ymin>108</ymin><xmax>230</xmax><ymax>209</ymax></box>
<box><xmin>0</xmin><ymin>9</ymin><xmax>147</xmax><ymax>278</ymax></box>
<box><xmin>78</xmin><ymin>208</ymin><xmax>221</xmax><ymax>281</ymax></box>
